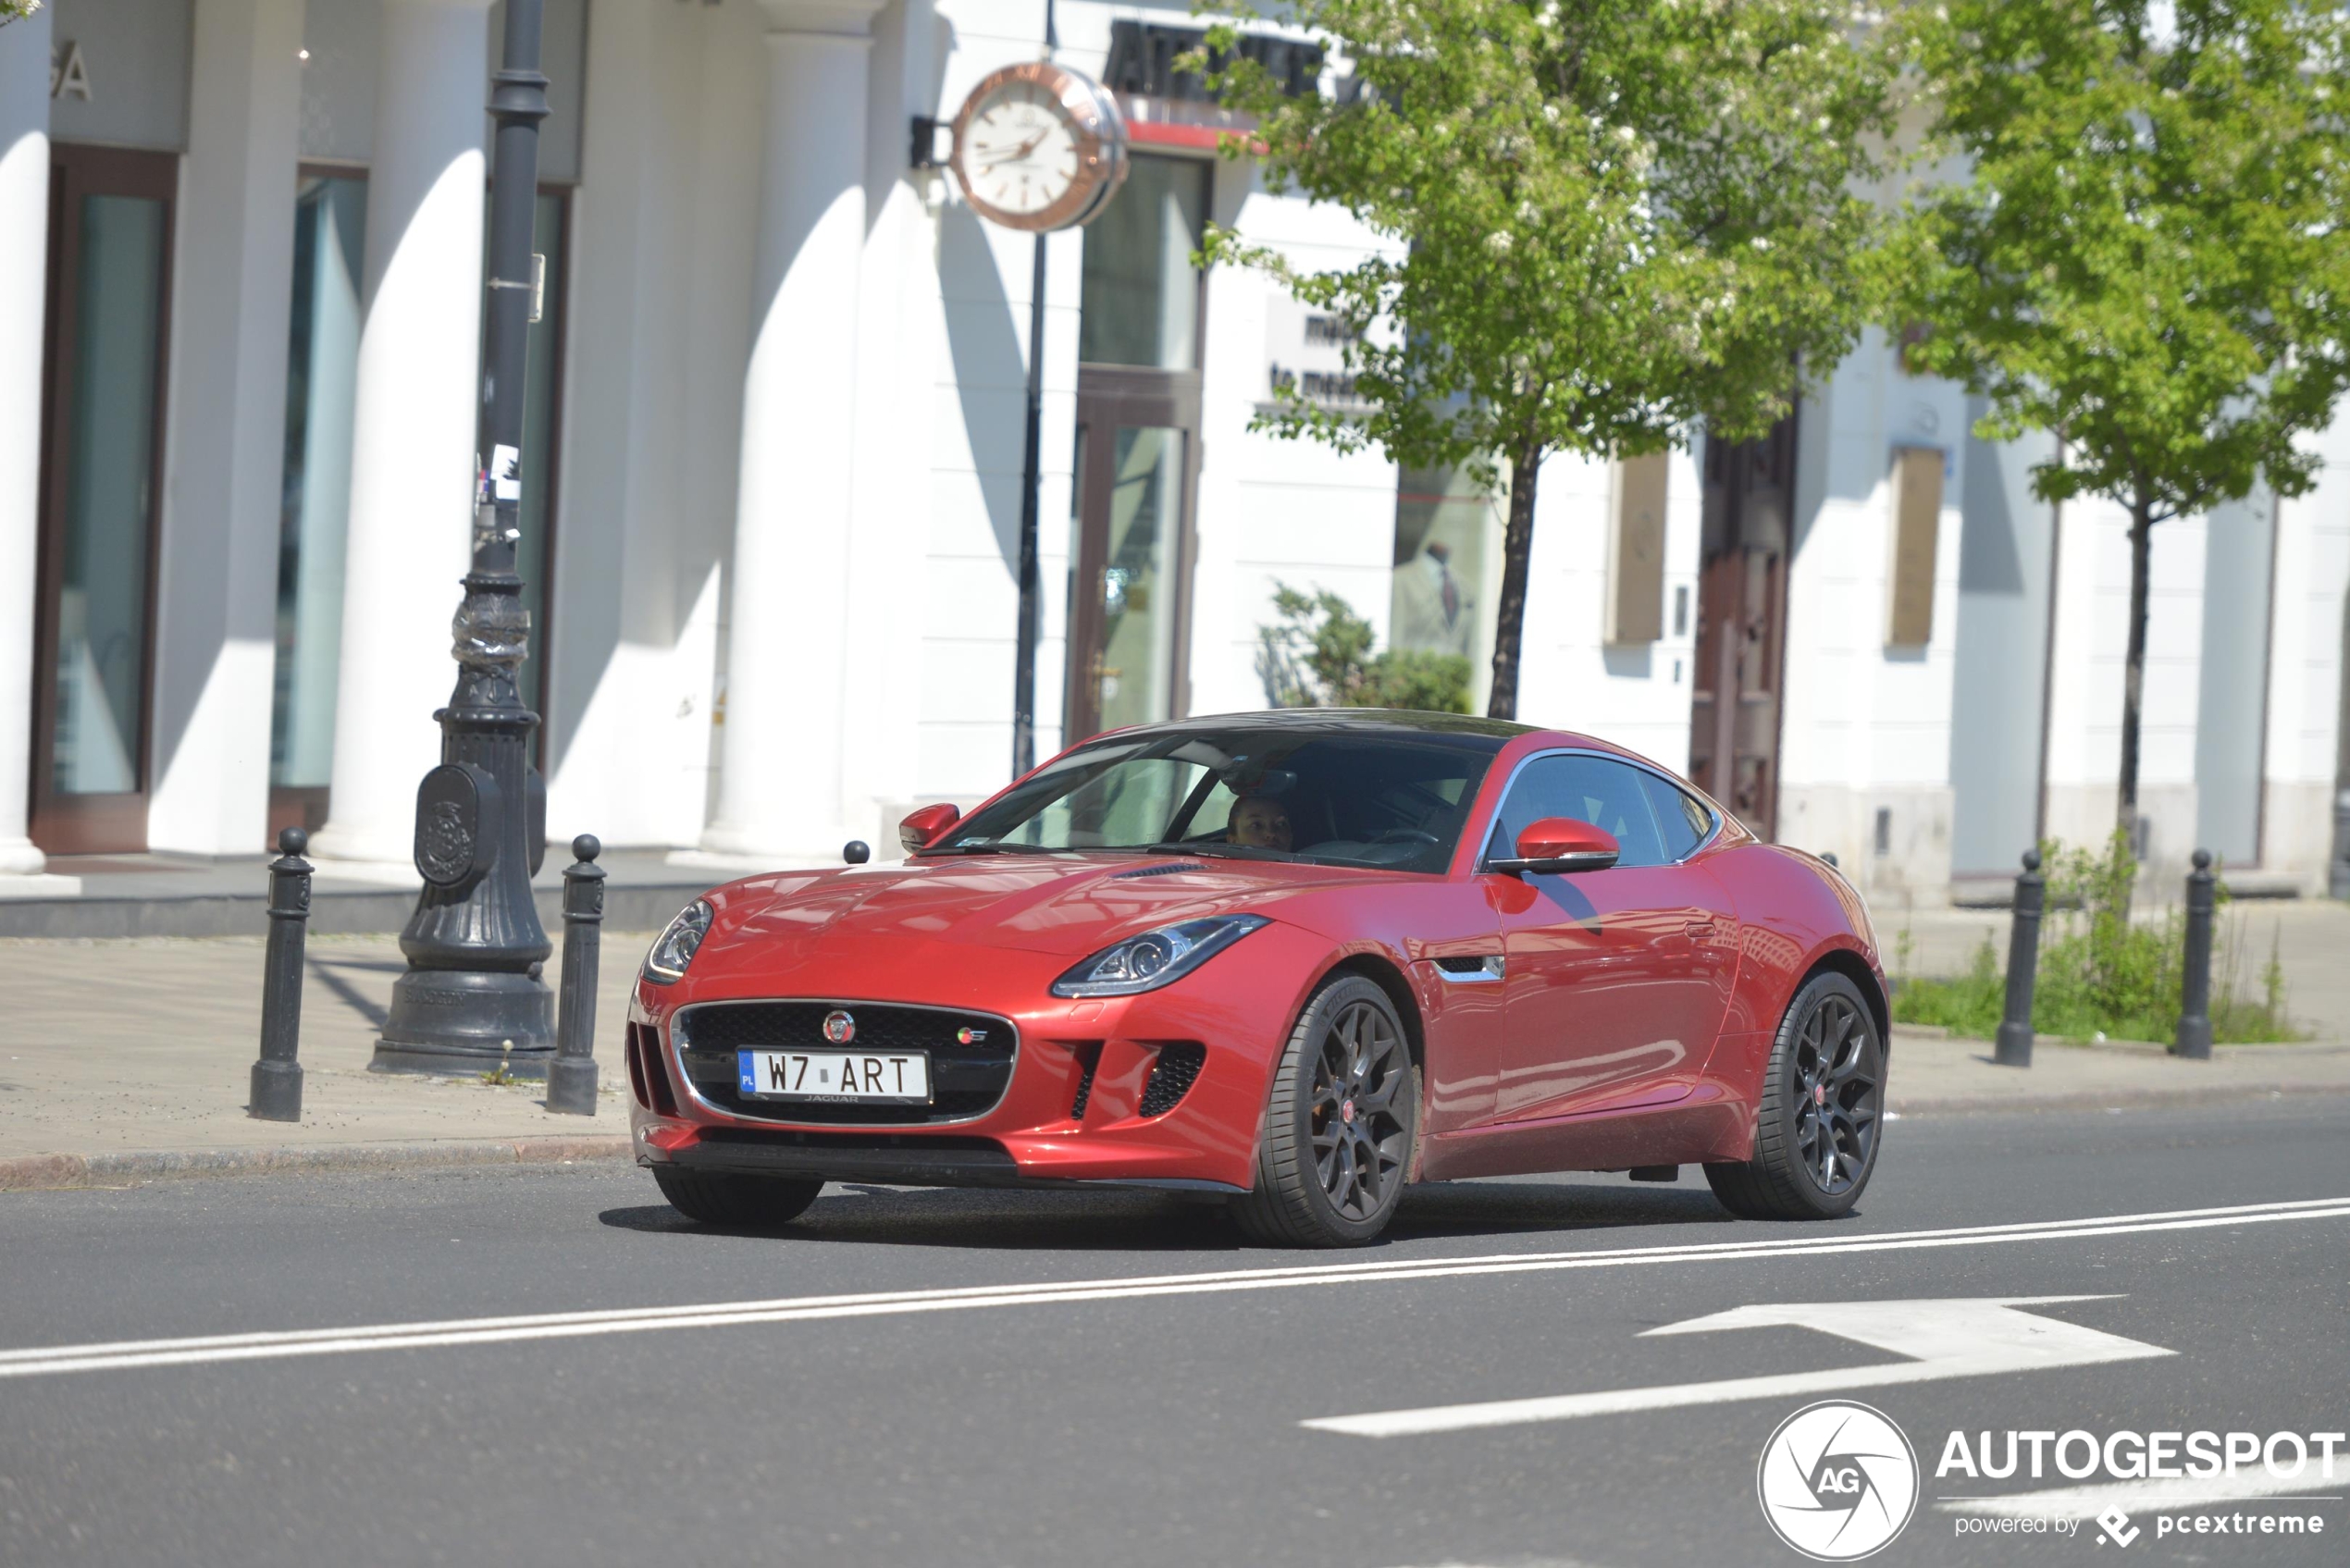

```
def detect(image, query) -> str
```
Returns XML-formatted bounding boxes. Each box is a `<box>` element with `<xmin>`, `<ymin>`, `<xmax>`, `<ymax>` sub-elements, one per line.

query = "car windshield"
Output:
<box><xmin>931</xmin><ymin>722</ymin><xmax>1507</xmax><ymax>873</ymax></box>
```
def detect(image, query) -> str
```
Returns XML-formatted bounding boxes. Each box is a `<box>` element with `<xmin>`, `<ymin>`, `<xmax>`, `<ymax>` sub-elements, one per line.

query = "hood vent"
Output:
<box><xmin>1110</xmin><ymin>861</ymin><xmax>1206</xmax><ymax>878</ymax></box>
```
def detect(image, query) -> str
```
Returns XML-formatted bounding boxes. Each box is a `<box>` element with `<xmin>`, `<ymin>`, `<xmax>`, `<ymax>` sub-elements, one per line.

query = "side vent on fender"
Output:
<box><xmin>1138</xmin><ymin>1043</ymin><xmax>1207</xmax><ymax>1117</ymax></box>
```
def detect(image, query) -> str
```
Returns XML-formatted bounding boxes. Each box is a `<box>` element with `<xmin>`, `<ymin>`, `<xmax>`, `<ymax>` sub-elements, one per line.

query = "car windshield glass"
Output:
<box><xmin>933</xmin><ymin>723</ymin><xmax>1506</xmax><ymax>872</ymax></box>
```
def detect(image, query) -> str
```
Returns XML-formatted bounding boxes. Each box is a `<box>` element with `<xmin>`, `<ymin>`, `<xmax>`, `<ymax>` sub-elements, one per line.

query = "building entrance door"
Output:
<box><xmin>31</xmin><ymin>145</ymin><xmax>177</xmax><ymax>855</ymax></box>
<box><xmin>1065</xmin><ymin>365</ymin><xmax>1202</xmax><ymax>744</ymax></box>
<box><xmin>1688</xmin><ymin>414</ymin><xmax>1795</xmax><ymax>839</ymax></box>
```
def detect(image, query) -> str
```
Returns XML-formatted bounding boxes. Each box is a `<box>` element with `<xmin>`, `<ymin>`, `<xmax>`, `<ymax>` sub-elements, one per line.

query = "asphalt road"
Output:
<box><xmin>1</xmin><ymin>1098</ymin><xmax>2344</xmax><ymax>1568</ymax></box>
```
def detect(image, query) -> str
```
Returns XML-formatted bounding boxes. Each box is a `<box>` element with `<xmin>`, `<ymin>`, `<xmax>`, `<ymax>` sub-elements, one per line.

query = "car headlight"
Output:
<box><xmin>1051</xmin><ymin>915</ymin><xmax>1271</xmax><ymax>998</ymax></box>
<box><xmin>643</xmin><ymin>898</ymin><xmax>714</xmax><ymax>984</ymax></box>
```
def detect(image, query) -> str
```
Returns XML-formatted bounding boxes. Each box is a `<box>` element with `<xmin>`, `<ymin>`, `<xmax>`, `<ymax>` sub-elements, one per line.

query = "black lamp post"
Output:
<box><xmin>371</xmin><ymin>0</ymin><xmax>556</xmax><ymax>1076</ymax></box>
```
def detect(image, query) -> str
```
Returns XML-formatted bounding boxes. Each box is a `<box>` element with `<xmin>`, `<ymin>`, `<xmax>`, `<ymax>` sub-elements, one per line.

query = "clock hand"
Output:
<box><xmin>979</xmin><ymin>130</ymin><xmax>1051</xmax><ymax>169</ymax></box>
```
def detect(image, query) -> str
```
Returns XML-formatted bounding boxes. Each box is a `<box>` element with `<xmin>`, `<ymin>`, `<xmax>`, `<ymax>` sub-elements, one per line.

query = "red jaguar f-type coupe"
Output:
<box><xmin>626</xmin><ymin>710</ymin><xmax>1888</xmax><ymax>1246</ymax></box>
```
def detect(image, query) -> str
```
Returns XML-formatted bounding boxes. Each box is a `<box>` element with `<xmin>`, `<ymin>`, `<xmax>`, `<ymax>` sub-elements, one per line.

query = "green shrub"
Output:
<box><xmin>1891</xmin><ymin>936</ymin><xmax>2005</xmax><ymax>1035</ymax></box>
<box><xmin>1891</xmin><ymin>831</ymin><xmax>2300</xmax><ymax>1043</ymax></box>
<box><xmin>1256</xmin><ymin>584</ymin><xmax>1474</xmax><ymax>713</ymax></box>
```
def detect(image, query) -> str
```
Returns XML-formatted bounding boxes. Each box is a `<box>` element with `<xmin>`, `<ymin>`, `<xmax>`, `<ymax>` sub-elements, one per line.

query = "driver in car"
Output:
<box><xmin>1227</xmin><ymin>794</ymin><xmax>1293</xmax><ymax>852</ymax></box>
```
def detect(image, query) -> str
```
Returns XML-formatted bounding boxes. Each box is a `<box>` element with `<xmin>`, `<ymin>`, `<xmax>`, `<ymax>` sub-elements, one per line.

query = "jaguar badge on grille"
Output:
<box><xmin>822</xmin><ymin>1009</ymin><xmax>856</xmax><ymax>1044</ymax></box>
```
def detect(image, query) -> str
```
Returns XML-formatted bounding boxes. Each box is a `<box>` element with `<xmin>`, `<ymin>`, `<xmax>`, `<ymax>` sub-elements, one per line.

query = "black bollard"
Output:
<box><xmin>250</xmin><ymin>827</ymin><xmax>313</xmax><ymax>1120</ymax></box>
<box><xmin>1993</xmin><ymin>848</ymin><xmax>2044</xmax><ymax>1068</ymax></box>
<box><xmin>2174</xmin><ymin>848</ymin><xmax>2216</xmax><ymax>1059</ymax></box>
<box><xmin>546</xmin><ymin>834</ymin><xmax>605</xmax><ymax>1114</ymax></box>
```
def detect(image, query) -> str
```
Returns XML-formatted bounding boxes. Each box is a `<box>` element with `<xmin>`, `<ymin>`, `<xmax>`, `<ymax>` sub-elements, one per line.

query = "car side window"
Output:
<box><xmin>1639</xmin><ymin>772</ymin><xmax>1713</xmax><ymax>860</ymax></box>
<box><xmin>1489</xmin><ymin>754</ymin><xmax>1672</xmax><ymax>870</ymax></box>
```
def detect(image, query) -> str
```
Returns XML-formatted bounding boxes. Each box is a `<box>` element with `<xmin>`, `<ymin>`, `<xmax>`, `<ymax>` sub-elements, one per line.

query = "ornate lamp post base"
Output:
<box><xmin>370</xmin><ymin>568</ymin><xmax>557</xmax><ymax>1077</ymax></box>
<box><xmin>373</xmin><ymin>968</ymin><xmax>555</xmax><ymax>1077</ymax></box>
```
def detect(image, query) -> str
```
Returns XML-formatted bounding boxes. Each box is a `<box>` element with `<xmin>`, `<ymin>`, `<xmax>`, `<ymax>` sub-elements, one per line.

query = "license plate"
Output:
<box><xmin>737</xmin><ymin>1049</ymin><xmax>932</xmax><ymax>1104</ymax></box>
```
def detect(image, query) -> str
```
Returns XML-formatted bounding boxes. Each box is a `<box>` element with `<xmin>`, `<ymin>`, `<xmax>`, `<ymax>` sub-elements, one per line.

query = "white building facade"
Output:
<box><xmin>2</xmin><ymin>0</ymin><xmax>2345</xmax><ymax>907</ymax></box>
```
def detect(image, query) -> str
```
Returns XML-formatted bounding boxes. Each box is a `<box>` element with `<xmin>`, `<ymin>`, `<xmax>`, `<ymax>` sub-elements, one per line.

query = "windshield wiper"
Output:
<box><xmin>913</xmin><ymin>841</ymin><xmax>1059</xmax><ymax>858</ymax></box>
<box><xmin>1144</xmin><ymin>842</ymin><xmax>1294</xmax><ymax>862</ymax></box>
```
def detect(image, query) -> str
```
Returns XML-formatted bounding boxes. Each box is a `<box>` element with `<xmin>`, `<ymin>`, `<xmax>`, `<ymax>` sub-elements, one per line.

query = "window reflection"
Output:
<box><xmin>1078</xmin><ymin>154</ymin><xmax>1207</xmax><ymax>370</ymax></box>
<box><xmin>271</xmin><ymin>174</ymin><xmax>366</xmax><ymax>792</ymax></box>
<box><xmin>1098</xmin><ymin>426</ymin><xmax>1185</xmax><ymax>731</ymax></box>
<box><xmin>53</xmin><ymin>193</ymin><xmax>167</xmax><ymax>796</ymax></box>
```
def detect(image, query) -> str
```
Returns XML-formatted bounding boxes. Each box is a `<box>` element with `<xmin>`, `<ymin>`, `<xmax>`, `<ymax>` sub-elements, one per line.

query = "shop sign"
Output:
<box><xmin>1262</xmin><ymin>295</ymin><xmax>1370</xmax><ymax>414</ymax></box>
<box><xmin>50</xmin><ymin>39</ymin><xmax>91</xmax><ymax>101</ymax></box>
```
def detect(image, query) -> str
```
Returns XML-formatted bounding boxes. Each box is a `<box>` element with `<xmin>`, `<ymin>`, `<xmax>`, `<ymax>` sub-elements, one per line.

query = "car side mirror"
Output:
<box><xmin>1488</xmin><ymin>816</ymin><xmax>1619</xmax><ymax>876</ymax></box>
<box><xmin>898</xmin><ymin>802</ymin><xmax>961</xmax><ymax>853</ymax></box>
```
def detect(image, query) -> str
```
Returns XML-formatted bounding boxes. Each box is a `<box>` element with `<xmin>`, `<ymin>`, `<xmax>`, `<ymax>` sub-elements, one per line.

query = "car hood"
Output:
<box><xmin>692</xmin><ymin>852</ymin><xmax>1392</xmax><ymax>970</ymax></box>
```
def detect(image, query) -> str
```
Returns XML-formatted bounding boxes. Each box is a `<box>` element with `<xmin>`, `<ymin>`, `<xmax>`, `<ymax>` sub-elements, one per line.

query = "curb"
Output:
<box><xmin>0</xmin><ymin>1135</ymin><xmax>635</xmax><ymax>1194</ymax></box>
<box><xmin>1888</xmin><ymin>1080</ymin><xmax>2350</xmax><ymax>1117</ymax></box>
<box><xmin>3</xmin><ymin>1079</ymin><xmax>2344</xmax><ymax>1192</ymax></box>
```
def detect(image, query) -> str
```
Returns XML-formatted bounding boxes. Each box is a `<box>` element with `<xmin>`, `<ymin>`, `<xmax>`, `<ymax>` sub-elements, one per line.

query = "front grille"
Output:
<box><xmin>1069</xmin><ymin>1049</ymin><xmax>1098</xmax><ymax>1120</ymax></box>
<box><xmin>1137</xmin><ymin>1043</ymin><xmax>1206</xmax><ymax>1117</ymax></box>
<box><xmin>674</xmin><ymin>1001</ymin><xmax>1017</xmax><ymax>1125</ymax></box>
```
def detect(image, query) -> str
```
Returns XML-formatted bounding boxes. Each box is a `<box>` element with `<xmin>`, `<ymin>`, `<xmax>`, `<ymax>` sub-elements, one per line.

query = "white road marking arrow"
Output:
<box><xmin>1304</xmin><ymin>1295</ymin><xmax>2173</xmax><ymax>1438</ymax></box>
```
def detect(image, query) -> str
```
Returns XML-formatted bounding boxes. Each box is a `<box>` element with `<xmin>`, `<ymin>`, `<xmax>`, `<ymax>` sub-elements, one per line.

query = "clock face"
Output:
<box><xmin>950</xmin><ymin>63</ymin><xmax>1129</xmax><ymax>233</ymax></box>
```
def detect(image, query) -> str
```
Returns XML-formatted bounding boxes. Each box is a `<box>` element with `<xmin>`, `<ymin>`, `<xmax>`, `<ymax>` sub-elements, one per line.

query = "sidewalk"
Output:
<box><xmin>0</xmin><ymin>932</ymin><xmax>652</xmax><ymax>1189</ymax></box>
<box><xmin>3</xmin><ymin>928</ymin><xmax>2345</xmax><ymax>1193</ymax></box>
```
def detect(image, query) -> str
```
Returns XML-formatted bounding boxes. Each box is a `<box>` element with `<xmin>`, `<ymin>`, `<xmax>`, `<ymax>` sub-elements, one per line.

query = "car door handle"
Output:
<box><xmin>1685</xmin><ymin>919</ymin><xmax>1717</xmax><ymax>939</ymax></box>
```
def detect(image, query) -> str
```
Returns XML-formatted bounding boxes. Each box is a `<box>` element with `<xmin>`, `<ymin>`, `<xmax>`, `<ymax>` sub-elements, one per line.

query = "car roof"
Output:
<box><xmin>1106</xmin><ymin>708</ymin><xmax>1541</xmax><ymax>743</ymax></box>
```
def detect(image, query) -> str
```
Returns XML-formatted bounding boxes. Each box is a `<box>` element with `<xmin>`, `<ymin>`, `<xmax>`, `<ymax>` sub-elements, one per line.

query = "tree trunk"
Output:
<box><xmin>1487</xmin><ymin>444</ymin><xmax>1542</xmax><ymax>721</ymax></box>
<box><xmin>2116</xmin><ymin>492</ymin><xmax>2154</xmax><ymax>842</ymax></box>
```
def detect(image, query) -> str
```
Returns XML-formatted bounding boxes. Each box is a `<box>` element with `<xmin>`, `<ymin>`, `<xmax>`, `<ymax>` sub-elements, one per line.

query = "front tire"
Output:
<box><xmin>652</xmin><ymin>1167</ymin><xmax>824</xmax><ymax>1229</ymax></box>
<box><xmin>1233</xmin><ymin>975</ymin><xmax>1419</xmax><ymax>1248</ymax></box>
<box><xmin>1705</xmin><ymin>971</ymin><xmax>1886</xmax><ymax>1221</ymax></box>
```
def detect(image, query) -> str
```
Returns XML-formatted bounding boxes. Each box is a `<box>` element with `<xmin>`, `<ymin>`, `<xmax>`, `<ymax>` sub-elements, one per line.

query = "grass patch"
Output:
<box><xmin>1892</xmin><ymin>832</ymin><xmax>2300</xmax><ymax>1044</ymax></box>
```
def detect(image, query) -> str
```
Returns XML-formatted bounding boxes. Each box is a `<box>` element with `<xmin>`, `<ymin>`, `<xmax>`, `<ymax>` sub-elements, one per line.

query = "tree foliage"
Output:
<box><xmin>1198</xmin><ymin>0</ymin><xmax>1893</xmax><ymax>717</ymax></box>
<box><xmin>0</xmin><ymin>0</ymin><xmax>43</xmax><ymax>24</ymax></box>
<box><xmin>1884</xmin><ymin>0</ymin><xmax>2350</xmax><ymax>826</ymax></box>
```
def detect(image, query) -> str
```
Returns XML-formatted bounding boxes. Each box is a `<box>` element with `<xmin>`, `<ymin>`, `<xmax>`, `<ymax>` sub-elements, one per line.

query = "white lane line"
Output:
<box><xmin>0</xmin><ymin>1196</ymin><xmax>2342</xmax><ymax>1381</ymax></box>
<box><xmin>1940</xmin><ymin>1469</ymin><xmax>2344</xmax><ymax>1517</ymax></box>
<box><xmin>0</xmin><ymin>1194</ymin><xmax>2334</xmax><ymax>1367</ymax></box>
<box><xmin>1305</xmin><ymin>1296</ymin><xmax>2173</xmax><ymax>1438</ymax></box>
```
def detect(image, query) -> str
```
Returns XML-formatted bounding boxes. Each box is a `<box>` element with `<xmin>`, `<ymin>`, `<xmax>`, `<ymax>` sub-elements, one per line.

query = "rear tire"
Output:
<box><xmin>652</xmin><ymin>1167</ymin><xmax>824</xmax><ymax>1229</ymax></box>
<box><xmin>1233</xmin><ymin>975</ymin><xmax>1419</xmax><ymax>1248</ymax></box>
<box><xmin>1705</xmin><ymin>970</ymin><xmax>1886</xmax><ymax>1221</ymax></box>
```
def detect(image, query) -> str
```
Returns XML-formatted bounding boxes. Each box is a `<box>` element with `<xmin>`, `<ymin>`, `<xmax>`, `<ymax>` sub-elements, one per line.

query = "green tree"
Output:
<box><xmin>1196</xmin><ymin>0</ymin><xmax>1892</xmax><ymax>718</ymax></box>
<box><xmin>1886</xmin><ymin>0</ymin><xmax>2350</xmax><ymax>834</ymax></box>
<box><xmin>0</xmin><ymin>0</ymin><xmax>43</xmax><ymax>24</ymax></box>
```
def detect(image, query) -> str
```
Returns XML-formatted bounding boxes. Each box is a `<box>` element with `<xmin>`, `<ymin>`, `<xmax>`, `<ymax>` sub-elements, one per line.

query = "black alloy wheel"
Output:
<box><xmin>1705</xmin><ymin>970</ymin><xmax>1886</xmax><ymax>1221</ymax></box>
<box><xmin>1790</xmin><ymin>988</ymin><xmax>1880</xmax><ymax>1195</ymax></box>
<box><xmin>1234</xmin><ymin>974</ymin><xmax>1419</xmax><ymax>1247</ymax></box>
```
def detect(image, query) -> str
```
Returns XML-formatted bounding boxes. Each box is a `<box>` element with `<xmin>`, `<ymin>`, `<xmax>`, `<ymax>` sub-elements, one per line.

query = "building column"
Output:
<box><xmin>145</xmin><ymin>0</ymin><xmax>305</xmax><ymax>856</ymax></box>
<box><xmin>698</xmin><ymin>0</ymin><xmax>883</xmax><ymax>861</ymax></box>
<box><xmin>308</xmin><ymin>0</ymin><xmax>491</xmax><ymax>868</ymax></box>
<box><xmin>0</xmin><ymin>9</ymin><xmax>53</xmax><ymax>879</ymax></box>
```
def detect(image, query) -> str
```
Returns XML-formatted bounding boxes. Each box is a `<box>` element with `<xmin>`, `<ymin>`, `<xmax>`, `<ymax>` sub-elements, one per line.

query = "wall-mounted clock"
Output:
<box><xmin>949</xmin><ymin>62</ymin><xmax>1130</xmax><ymax>233</ymax></box>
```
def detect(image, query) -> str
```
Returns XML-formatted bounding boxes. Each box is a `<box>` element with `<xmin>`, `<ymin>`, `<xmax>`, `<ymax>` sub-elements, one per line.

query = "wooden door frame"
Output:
<box><xmin>31</xmin><ymin>143</ymin><xmax>178</xmax><ymax>856</ymax></box>
<box><xmin>1064</xmin><ymin>364</ymin><xmax>1203</xmax><ymax>744</ymax></box>
<box><xmin>1688</xmin><ymin>413</ymin><xmax>1795</xmax><ymax>840</ymax></box>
